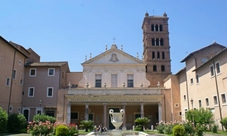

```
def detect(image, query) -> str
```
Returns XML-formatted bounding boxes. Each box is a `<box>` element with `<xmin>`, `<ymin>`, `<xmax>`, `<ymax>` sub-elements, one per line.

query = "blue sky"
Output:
<box><xmin>1</xmin><ymin>0</ymin><xmax>227</xmax><ymax>74</ymax></box>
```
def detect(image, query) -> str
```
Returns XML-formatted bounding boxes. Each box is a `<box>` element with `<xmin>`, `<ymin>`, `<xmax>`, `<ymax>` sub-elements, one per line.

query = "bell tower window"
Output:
<box><xmin>161</xmin><ymin>65</ymin><xmax>165</xmax><ymax>72</ymax></box>
<box><xmin>160</xmin><ymin>25</ymin><xmax>163</xmax><ymax>31</ymax></box>
<box><xmin>152</xmin><ymin>38</ymin><xmax>155</xmax><ymax>46</ymax></box>
<box><xmin>162</xmin><ymin>52</ymin><xmax>165</xmax><ymax>59</ymax></box>
<box><xmin>152</xmin><ymin>52</ymin><xmax>155</xmax><ymax>59</ymax></box>
<box><xmin>160</xmin><ymin>38</ymin><xmax>164</xmax><ymax>46</ymax></box>
<box><xmin>151</xmin><ymin>24</ymin><xmax>154</xmax><ymax>31</ymax></box>
<box><xmin>156</xmin><ymin>39</ymin><xmax>159</xmax><ymax>46</ymax></box>
<box><xmin>153</xmin><ymin>65</ymin><xmax>157</xmax><ymax>72</ymax></box>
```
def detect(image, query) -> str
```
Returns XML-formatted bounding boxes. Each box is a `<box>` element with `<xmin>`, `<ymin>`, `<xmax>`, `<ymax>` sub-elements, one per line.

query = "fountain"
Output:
<box><xmin>86</xmin><ymin>109</ymin><xmax>147</xmax><ymax>136</ymax></box>
<box><xmin>109</xmin><ymin>109</ymin><xmax>125</xmax><ymax>130</ymax></box>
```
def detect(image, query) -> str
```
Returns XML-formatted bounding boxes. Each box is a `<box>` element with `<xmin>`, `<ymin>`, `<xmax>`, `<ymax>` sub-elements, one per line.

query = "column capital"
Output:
<box><xmin>122</xmin><ymin>103</ymin><xmax>127</xmax><ymax>105</ymax></box>
<box><xmin>140</xmin><ymin>103</ymin><xmax>145</xmax><ymax>105</ymax></box>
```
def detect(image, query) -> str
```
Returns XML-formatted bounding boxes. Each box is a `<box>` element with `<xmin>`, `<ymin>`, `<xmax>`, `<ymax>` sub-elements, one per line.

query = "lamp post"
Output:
<box><xmin>190</xmin><ymin>99</ymin><xmax>194</xmax><ymax>126</ymax></box>
<box><xmin>39</xmin><ymin>100</ymin><xmax>42</xmax><ymax>115</ymax></box>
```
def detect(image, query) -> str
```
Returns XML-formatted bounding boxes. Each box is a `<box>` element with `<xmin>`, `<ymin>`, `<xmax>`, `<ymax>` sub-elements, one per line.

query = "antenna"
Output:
<box><xmin>153</xmin><ymin>10</ymin><xmax>155</xmax><ymax>15</ymax></box>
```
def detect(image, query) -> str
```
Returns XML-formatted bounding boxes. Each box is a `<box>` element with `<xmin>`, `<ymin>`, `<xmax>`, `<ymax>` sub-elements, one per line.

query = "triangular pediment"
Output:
<box><xmin>82</xmin><ymin>44</ymin><xmax>145</xmax><ymax>66</ymax></box>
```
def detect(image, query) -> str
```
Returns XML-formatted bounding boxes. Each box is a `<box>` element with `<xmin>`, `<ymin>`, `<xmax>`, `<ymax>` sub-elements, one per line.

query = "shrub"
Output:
<box><xmin>173</xmin><ymin>125</ymin><xmax>185</xmax><ymax>136</ymax></box>
<box><xmin>80</xmin><ymin>120</ymin><xmax>93</xmax><ymax>132</ymax></box>
<box><xmin>0</xmin><ymin>107</ymin><xmax>8</xmax><ymax>134</ymax></box>
<box><xmin>33</xmin><ymin>114</ymin><xmax>56</xmax><ymax>123</ymax></box>
<box><xmin>27</xmin><ymin>121</ymin><xmax>54</xmax><ymax>136</ymax></box>
<box><xmin>163</xmin><ymin>123</ymin><xmax>173</xmax><ymax>134</ymax></box>
<box><xmin>56</xmin><ymin>124</ymin><xmax>69</xmax><ymax>136</ymax></box>
<box><xmin>211</xmin><ymin>124</ymin><xmax>218</xmax><ymax>133</ymax></box>
<box><xmin>182</xmin><ymin>121</ymin><xmax>195</xmax><ymax>135</ymax></box>
<box><xmin>156</xmin><ymin>122</ymin><xmax>165</xmax><ymax>133</ymax></box>
<box><xmin>134</xmin><ymin>117</ymin><xmax>150</xmax><ymax>131</ymax></box>
<box><xmin>7</xmin><ymin>113</ymin><xmax>26</xmax><ymax>133</ymax></box>
<box><xmin>220</xmin><ymin>117</ymin><xmax>227</xmax><ymax>132</ymax></box>
<box><xmin>68</xmin><ymin>123</ymin><xmax>78</xmax><ymax>136</ymax></box>
<box><xmin>195</xmin><ymin>124</ymin><xmax>204</xmax><ymax>136</ymax></box>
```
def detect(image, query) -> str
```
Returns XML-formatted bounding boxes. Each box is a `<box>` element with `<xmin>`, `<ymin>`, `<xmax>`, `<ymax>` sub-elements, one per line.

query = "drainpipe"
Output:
<box><xmin>213</xmin><ymin>61</ymin><xmax>223</xmax><ymax>130</ymax></box>
<box><xmin>8</xmin><ymin>50</ymin><xmax>16</xmax><ymax>114</ymax></box>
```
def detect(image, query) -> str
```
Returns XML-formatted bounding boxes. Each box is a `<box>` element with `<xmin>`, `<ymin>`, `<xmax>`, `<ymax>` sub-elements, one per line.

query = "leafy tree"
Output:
<box><xmin>134</xmin><ymin>117</ymin><xmax>150</xmax><ymax>131</ymax></box>
<box><xmin>0</xmin><ymin>107</ymin><xmax>8</xmax><ymax>134</ymax></box>
<box><xmin>7</xmin><ymin>113</ymin><xmax>26</xmax><ymax>133</ymax></box>
<box><xmin>220</xmin><ymin>117</ymin><xmax>227</xmax><ymax>132</ymax></box>
<box><xmin>186</xmin><ymin>108</ymin><xmax>213</xmax><ymax>128</ymax></box>
<box><xmin>80</xmin><ymin>120</ymin><xmax>93</xmax><ymax>132</ymax></box>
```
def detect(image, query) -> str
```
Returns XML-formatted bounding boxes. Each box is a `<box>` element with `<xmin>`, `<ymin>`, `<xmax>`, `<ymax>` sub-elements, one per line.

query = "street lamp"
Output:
<box><xmin>39</xmin><ymin>100</ymin><xmax>42</xmax><ymax>115</ymax></box>
<box><xmin>190</xmin><ymin>99</ymin><xmax>194</xmax><ymax>126</ymax></box>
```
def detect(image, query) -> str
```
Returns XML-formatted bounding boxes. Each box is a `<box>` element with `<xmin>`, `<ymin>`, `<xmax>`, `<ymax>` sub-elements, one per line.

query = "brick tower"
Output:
<box><xmin>142</xmin><ymin>12</ymin><xmax>171</xmax><ymax>87</ymax></box>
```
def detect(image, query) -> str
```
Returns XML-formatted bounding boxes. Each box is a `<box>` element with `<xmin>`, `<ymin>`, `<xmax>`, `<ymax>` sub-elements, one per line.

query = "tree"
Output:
<box><xmin>134</xmin><ymin>117</ymin><xmax>150</xmax><ymax>131</ymax></box>
<box><xmin>80</xmin><ymin>120</ymin><xmax>93</xmax><ymax>132</ymax></box>
<box><xmin>7</xmin><ymin>113</ymin><xmax>26</xmax><ymax>133</ymax></box>
<box><xmin>186</xmin><ymin>108</ymin><xmax>213</xmax><ymax>127</ymax></box>
<box><xmin>220</xmin><ymin>117</ymin><xmax>227</xmax><ymax>132</ymax></box>
<box><xmin>0</xmin><ymin>107</ymin><xmax>8</xmax><ymax>134</ymax></box>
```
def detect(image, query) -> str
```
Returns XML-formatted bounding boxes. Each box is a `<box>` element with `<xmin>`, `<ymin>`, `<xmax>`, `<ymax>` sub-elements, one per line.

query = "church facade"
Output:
<box><xmin>56</xmin><ymin>13</ymin><xmax>181</xmax><ymax>129</ymax></box>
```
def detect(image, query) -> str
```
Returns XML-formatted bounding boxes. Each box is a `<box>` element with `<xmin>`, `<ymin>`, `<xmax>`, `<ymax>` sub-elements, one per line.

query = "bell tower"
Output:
<box><xmin>142</xmin><ymin>12</ymin><xmax>171</xmax><ymax>87</ymax></box>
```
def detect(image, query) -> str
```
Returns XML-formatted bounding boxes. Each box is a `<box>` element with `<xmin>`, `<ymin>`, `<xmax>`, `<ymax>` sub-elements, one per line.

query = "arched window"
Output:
<box><xmin>161</xmin><ymin>65</ymin><xmax>165</xmax><ymax>72</ymax></box>
<box><xmin>160</xmin><ymin>38</ymin><xmax>164</xmax><ymax>46</ymax></box>
<box><xmin>152</xmin><ymin>38</ymin><xmax>155</xmax><ymax>46</ymax></box>
<box><xmin>155</xmin><ymin>25</ymin><xmax>159</xmax><ymax>31</ymax></box>
<box><xmin>151</xmin><ymin>24</ymin><xmax>154</xmax><ymax>31</ymax></box>
<box><xmin>152</xmin><ymin>52</ymin><xmax>155</xmax><ymax>59</ymax></box>
<box><xmin>157</xmin><ymin>52</ymin><xmax>160</xmax><ymax>59</ymax></box>
<box><xmin>162</xmin><ymin>52</ymin><xmax>165</xmax><ymax>59</ymax></box>
<box><xmin>156</xmin><ymin>38</ymin><xmax>159</xmax><ymax>46</ymax></box>
<box><xmin>160</xmin><ymin>25</ymin><xmax>163</xmax><ymax>31</ymax></box>
<box><xmin>153</xmin><ymin>65</ymin><xmax>157</xmax><ymax>72</ymax></box>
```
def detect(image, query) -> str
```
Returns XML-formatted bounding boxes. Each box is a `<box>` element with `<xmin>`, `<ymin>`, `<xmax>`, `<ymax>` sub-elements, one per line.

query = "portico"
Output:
<box><xmin>65</xmin><ymin>89</ymin><xmax>163</xmax><ymax>129</ymax></box>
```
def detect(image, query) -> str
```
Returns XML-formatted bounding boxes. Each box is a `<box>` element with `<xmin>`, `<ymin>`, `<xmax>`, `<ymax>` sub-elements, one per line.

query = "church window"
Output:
<box><xmin>160</xmin><ymin>38</ymin><xmax>164</xmax><ymax>46</ymax></box>
<box><xmin>162</xmin><ymin>52</ymin><xmax>165</xmax><ymax>59</ymax></box>
<box><xmin>95</xmin><ymin>74</ymin><xmax>102</xmax><ymax>88</ymax></box>
<box><xmin>127</xmin><ymin>74</ymin><xmax>134</xmax><ymax>88</ymax></box>
<box><xmin>151</xmin><ymin>24</ymin><xmax>154</xmax><ymax>31</ymax></box>
<box><xmin>152</xmin><ymin>38</ymin><xmax>155</xmax><ymax>46</ymax></box>
<box><xmin>157</xmin><ymin>52</ymin><xmax>160</xmax><ymax>59</ymax></box>
<box><xmin>161</xmin><ymin>65</ymin><xmax>165</xmax><ymax>72</ymax></box>
<box><xmin>215</xmin><ymin>62</ymin><xmax>220</xmax><ymax>74</ymax></box>
<box><xmin>111</xmin><ymin>74</ymin><xmax>118</xmax><ymax>88</ymax></box>
<box><xmin>152</xmin><ymin>52</ymin><xmax>155</xmax><ymax>59</ymax></box>
<box><xmin>210</xmin><ymin>65</ymin><xmax>214</xmax><ymax>76</ymax></box>
<box><xmin>153</xmin><ymin>65</ymin><xmax>157</xmax><ymax>72</ymax></box>
<box><xmin>155</xmin><ymin>25</ymin><xmax>159</xmax><ymax>31</ymax></box>
<box><xmin>159</xmin><ymin>25</ymin><xmax>163</xmax><ymax>31</ymax></box>
<box><xmin>156</xmin><ymin>38</ymin><xmax>159</xmax><ymax>46</ymax></box>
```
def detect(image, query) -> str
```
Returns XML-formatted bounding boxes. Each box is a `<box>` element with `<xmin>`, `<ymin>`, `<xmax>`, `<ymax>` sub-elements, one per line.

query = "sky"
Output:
<box><xmin>1</xmin><ymin>0</ymin><xmax>227</xmax><ymax>74</ymax></box>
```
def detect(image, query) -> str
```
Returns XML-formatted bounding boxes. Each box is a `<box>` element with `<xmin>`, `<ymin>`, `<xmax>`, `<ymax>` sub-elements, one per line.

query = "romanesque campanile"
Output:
<box><xmin>142</xmin><ymin>12</ymin><xmax>171</xmax><ymax>87</ymax></box>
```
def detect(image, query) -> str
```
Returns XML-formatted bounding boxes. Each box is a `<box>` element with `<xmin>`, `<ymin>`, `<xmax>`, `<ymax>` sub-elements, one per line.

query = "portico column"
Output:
<box><xmin>158</xmin><ymin>103</ymin><xmax>162</xmax><ymax>122</ymax></box>
<box><xmin>140</xmin><ymin>103</ymin><xmax>144</xmax><ymax>117</ymax></box>
<box><xmin>85</xmin><ymin>103</ymin><xmax>89</xmax><ymax>121</ymax></box>
<box><xmin>103</xmin><ymin>103</ymin><xmax>107</xmax><ymax>127</ymax></box>
<box><xmin>67</xmin><ymin>102</ymin><xmax>71</xmax><ymax>124</ymax></box>
<box><xmin>122</xmin><ymin>103</ymin><xmax>126</xmax><ymax>130</ymax></box>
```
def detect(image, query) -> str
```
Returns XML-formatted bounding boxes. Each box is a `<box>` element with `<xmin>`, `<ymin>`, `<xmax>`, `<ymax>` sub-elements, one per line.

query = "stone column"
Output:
<box><xmin>85</xmin><ymin>103</ymin><xmax>89</xmax><ymax>121</ymax></box>
<box><xmin>158</xmin><ymin>103</ymin><xmax>162</xmax><ymax>122</ymax></box>
<box><xmin>140</xmin><ymin>103</ymin><xmax>144</xmax><ymax>118</ymax></box>
<box><xmin>122</xmin><ymin>103</ymin><xmax>127</xmax><ymax>130</ymax></box>
<box><xmin>67</xmin><ymin>102</ymin><xmax>71</xmax><ymax>124</ymax></box>
<box><xmin>103</xmin><ymin>103</ymin><xmax>107</xmax><ymax>127</ymax></box>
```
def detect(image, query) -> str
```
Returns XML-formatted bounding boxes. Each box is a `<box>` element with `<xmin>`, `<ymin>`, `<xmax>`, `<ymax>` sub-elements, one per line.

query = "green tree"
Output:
<box><xmin>134</xmin><ymin>117</ymin><xmax>150</xmax><ymax>131</ymax></box>
<box><xmin>186</xmin><ymin>108</ymin><xmax>213</xmax><ymax>127</ymax></box>
<box><xmin>80</xmin><ymin>120</ymin><xmax>93</xmax><ymax>132</ymax></box>
<box><xmin>220</xmin><ymin>117</ymin><xmax>227</xmax><ymax>132</ymax></box>
<box><xmin>0</xmin><ymin>107</ymin><xmax>8</xmax><ymax>134</ymax></box>
<box><xmin>7</xmin><ymin>113</ymin><xmax>26</xmax><ymax>133</ymax></box>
